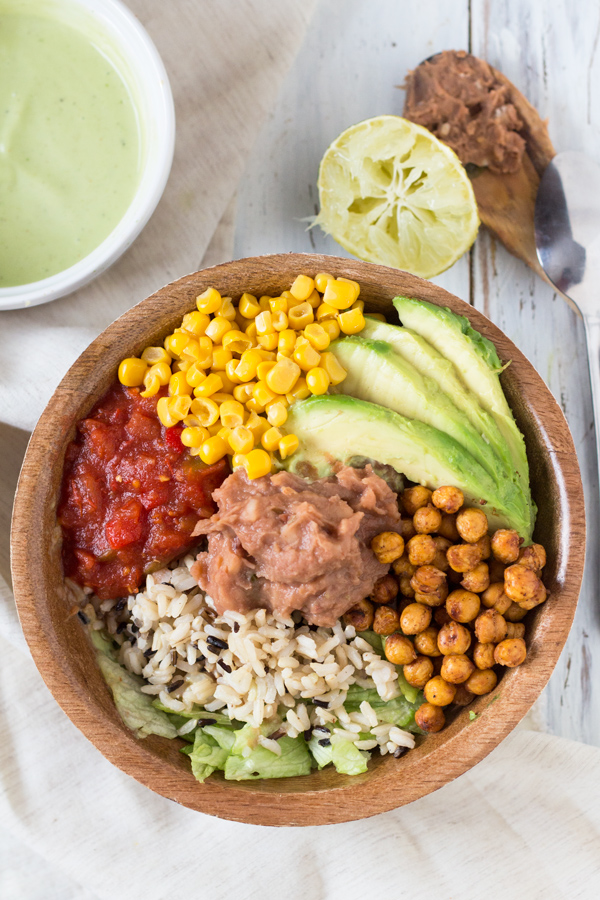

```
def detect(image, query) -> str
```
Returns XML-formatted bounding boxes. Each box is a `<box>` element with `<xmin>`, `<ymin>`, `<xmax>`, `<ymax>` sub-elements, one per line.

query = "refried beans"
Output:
<box><xmin>191</xmin><ymin>465</ymin><xmax>401</xmax><ymax>626</ymax></box>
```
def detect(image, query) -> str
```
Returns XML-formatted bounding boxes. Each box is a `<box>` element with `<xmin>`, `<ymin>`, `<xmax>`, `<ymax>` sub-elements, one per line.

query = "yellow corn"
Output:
<box><xmin>315</xmin><ymin>302</ymin><xmax>338</xmax><ymax>321</ymax></box>
<box><xmin>185</xmin><ymin>362</ymin><xmax>207</xmax><ymax>388</ymax></box>
<box><xmin>156</xmin><ymin>395</ymin><xmax>191</xmax><ymax>428</ymax></box>
<box><xmin>261</xmin><ymin>426</ymin><xmax>282</xmax><ymax>452</ymax></box>
<box><xmin>265</xmin><ymin>357</ymin><xmax>301</xmax><ymax>394</ymax></box>
<box><xmin>181</xmin><ymin>426</ymin><xmax>210</xmax><ymax>448</ymax></box>
<box><xmin>193</xmin><ymin>372</ymin><xmax>223</xmax><ymax>397</ymax></box>
<box><xmin>277</xmin><ymin>329</ymin><xmax>296</xmax><ymax>357</ymax></box>
<box><xmin>279</xmin><ymin>433</ymin><xmax>299</xmax><ymax>459</ymax></box>
<box><xmin>245</xmin><ymin>320</ymin><xmax>258</xmax><ymax>341</ymax></box>
<box><xmin>306</xmin><ymin>289</ymin><xmax>322</xmax><ymax>309</ymax></box>
<box><xmin>181</xmin><ymin>311</ymin><xmax>210</xmax><ymax>336</ymax></box>
<box><xmin>180</xmin><ymin>338</ymin><xmax>200</xmax><ymax>361</ymax></box>
<box><xmin>257</xmin><ymin>349</ymin><xmax>276</xmax><ymax>361</ymax></box>
<box><xmin>168</xmin><ymin>371</ymin><xmax>193</xmax><ymax>396</ymax></box>
<box><xmin>118</xmin><ymin>357</ymin><xmax>148</xmax><ymax>387</ymax></box>
<box><xmin>183</xmin><ymin>414</ymin><xmax>205</xmax><ymax>428</ymax></box>
<box><xmin>225</xmin><ymin>358</ymin><xmax>243</xmax><ymax>384</ymax></box>
<box><xmin>320</xmin><ymin>318</ymin><xmax>341</xmax><ymax>341</ymax></box>
<box><xmin>141</xmin><ymin>346</ymin><xmax>171</xmax><ymax>366</ymax></box>
<box><xmin>288</xmin><ymin>302</ymin><xmax>314</xmax><ymax>330</ymax></box>
<box><xmin>196</xmin><ymin>287</ymin><xmax>222</xmax><ymax>314</ymax></box>
<box><xmin>292</xmin><ymin>338</ymin><xmax>321</xmax><ymax>372</ymax></box>
<box><xmin>218</xmin><ymin>371</ymin><xmax>237</xmax><ymax>394</ymax></box>
<box><xmin>164</xmin><ymin>332</ymin><xmax>190</xmax><ymax>358</ymax></box>
<box><xmin>211</xmin><ymin>392</ymin><xmax>235</xmax><ymax>404</ymax></box>
<box><xmin>199</xmin><ymin>435</ymin><xmax>229</xmax><ymax>465</ymax></box>
<box><xmin>269</xmin><ymin>297</ymin><xmax>287</xmax><ymax>313</ymax></box>
<box><xmin>338</xmin><ymin>277</ymin><xmax>360</xmax><ymax>298</ymax></box>
<box><xmin>257</xmin><ymin>332</ymin><xmax>278</xmax><ymax>351</ymax></box>
<box><xmin>228</xmin><ymin>425</ymin><xmax>254</xmax><ymax>454</ymax></box>
<box><xmin>351</xmin><ymin>299</ymin><xmax>365</xmax><ymax>312</ymax></box>
<box><xmin>285</xmin><ymin>376</ymin><xmax>310</xmax><ymax>404</ymax></box>
<box><xmin>148</xmin><ymin>362</ymin><xmax>171</xmax><ymax>386</ymax></box>
<box><xmin>323</xmin><ymin>278</ymin><xmax>356</xmax><ymax>310</ymax></box>
<box><xmin>303</xmin><ymin>323</ymin><xmax>330</xmax><ymax>351</ymax></box>
<box><xmin>223</xmin><ymin>330</ymin><xmax>253</xmax><ymax>355</ymax></box>
<box><xmin>259</xmin><ymin>295</ymin><xmax>272</xmax><ymax>310</ymax></box>
<box><xmin>253</xmin><ymin>381</ymin><xmax>277</xmax><ymax>408</ymax></box>
<box><xmin>314</xmin><ymin>272</ymin><xmax>334</xmax><ymax>292</ymax></box>
<box><xmin>255</xmin><ymin>360</ymin><xmax>275</xmax><ymax>382</ymax></box>
<box><xmin>235</xmin><ymin>348</ymin><xmax>263</xmax><ymax>382</ymax></box>
<box><xmin>218</xmin><ymin>297</ymin><xmax>236</xmax><ymax>320</ymax></box>
<box><xmin>207</xmin><ymin>422</ymin><xmax>223</xmax><ymax>436</ymax></box>
<box><xmin>367</xmin><ymin>312</ymin><xmax>387</xmax><ymax>322</ymax></box>
<box><xmin>271</xmin><ymin>310</ymin><xmax>288</xmax><ymax>332</ymax></box>
<box><xmin>205</xmin><ymin>316</ymin><xmax>233</xmax><ymax>343</ymax></box>
<box><xmin>220</xmin><ymin>399</ymin><xmax>245</xmax><ymax>428</ymax></box>
<box><xmin>188</xmin><ymin>335</ymin><xmax>213</xmax><ymax>368</ymax></box>
<box><xmin>338</xmin><ymin>307</ymin><xmax>366</xmax><ymax>334</ymax></box>
<box><xmin>217</xmin><ymin>425</ymin><xmax>232</xmax><ymax>442</ymax></box>
<box><xmin>246</xmin><ymin>411</ymin><xmax>270</xmax><ymax>439</ymax></box>
<box><xmin>231</xmin><ymin>453</ymin><xmax>247</xmax><ymax>469</ymax></box>
<box><xmin>246</xmin><ymin>397</ymin><xmax>266</xmax><ymax>414</ymax></box>
<box><xmin>266</xmin><ymin>400</ymin><xmax>288</xmax><ymax>427</ymax></box>
<box><xmin>239</xmin><ymin>293</ymin><xmax>261</xmax><ymax>318</ymax></box>
<box><xmin>172</xmin><ymin>358</ymin><xmax>192</xmax><ymax>374</ymax></box>
<box><xmin>306</xmin><ymin>366</ymin><xmax>331</xmax><ymax>395</ymax></box>
<box><xmin>320</xmin><ymin>351</ymin><xmax>347</xmax><ymax>385</ymax></box>
<box><xmin>211</xmin><ymin>346</ymin><xmax>233</xmax><ymax>370</ymax></box>
<box><xmin>233</xmin><ymin>382</ymin><xmax>256</xmax><ymax>403</ymax></box>
<box><xmin>290</xmin><ymin>274</ymin><xmax>315</xmax><ymax>301</ymax></box>
<box><xmin>241</xmin><ymin>448</ymin><xmax>272</xmax><ymax>480</ymax></box>
<box><xmin>190</xmin><ymin>397</ymin><xmax>220</xmax><ymax>427</ymax></box>
<box><xmin>235</xmin><ymin>311</ymin><xmax>252</xmax><ymax>333</ymax></box>
<box><xmin>255</xmin><ymin>310</ymin><xmax>274</xmax><ymax>335</ymax></box>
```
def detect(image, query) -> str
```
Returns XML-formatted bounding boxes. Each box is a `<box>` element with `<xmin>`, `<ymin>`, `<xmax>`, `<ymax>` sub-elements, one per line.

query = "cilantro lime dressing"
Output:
<box><xmin>0</xmin><ymin>0</ymin><xmax>141</xmax><ymax>287</ymax></box>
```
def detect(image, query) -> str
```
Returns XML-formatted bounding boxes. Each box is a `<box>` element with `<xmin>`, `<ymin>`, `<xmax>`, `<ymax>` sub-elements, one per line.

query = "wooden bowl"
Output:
<box><xmin>11</xmin><ymin>254</ymin><xmax>585</xmax><ymax>826</ymax></box>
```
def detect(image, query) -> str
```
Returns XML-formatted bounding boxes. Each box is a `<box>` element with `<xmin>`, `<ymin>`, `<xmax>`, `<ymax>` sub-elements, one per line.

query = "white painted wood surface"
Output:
<box><xmin>233</xmin><ymin>0</ymin><xmax>600</xmax><ymax>745</ymax></box>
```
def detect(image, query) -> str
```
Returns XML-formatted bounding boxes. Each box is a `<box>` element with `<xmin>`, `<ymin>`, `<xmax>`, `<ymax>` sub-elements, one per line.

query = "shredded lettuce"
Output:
<box><xmin>224</xmin><ymin>735</ymin><xmax>312</xmax><ymax>781</ymax></box>
<box><xmin>331</xmin><ymin>735</ymin><xmax>369</xmax><ymax>775</ymax></box>
<box><xmin>308</xmin><ymin>728</ymin><xmax>333</xmax><ymax>768</ymax></box>
<box><xmin>188</xmin><ymin>730</ymin><xmax>229</xmax><ymax>782</ymax></box>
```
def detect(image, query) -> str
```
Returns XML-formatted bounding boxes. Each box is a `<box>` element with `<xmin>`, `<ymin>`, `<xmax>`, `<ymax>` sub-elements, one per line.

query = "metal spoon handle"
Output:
<box><xmin>583</xmin><ymin>314</ymin><xmax>600</xmax><ymax>481</ymax></box>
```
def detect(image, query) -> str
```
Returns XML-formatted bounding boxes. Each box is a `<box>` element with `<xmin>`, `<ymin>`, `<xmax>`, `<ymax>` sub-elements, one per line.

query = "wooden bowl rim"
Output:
<box><xmin>11</xmin><ymin>253</ymin><xmax>586</xmax><ymax>826</ymax></box>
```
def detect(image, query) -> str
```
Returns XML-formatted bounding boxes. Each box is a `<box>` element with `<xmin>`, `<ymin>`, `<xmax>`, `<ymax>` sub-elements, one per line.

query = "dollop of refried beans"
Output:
<box><xmin>403</xmin><ymin>50</ymin><xmax>526</xmax><ymax>174</ymax></box>
<box><xmin>190</xmin><ymin>465</ymin><xmax>401</xmax><ymax>626</ymax></box>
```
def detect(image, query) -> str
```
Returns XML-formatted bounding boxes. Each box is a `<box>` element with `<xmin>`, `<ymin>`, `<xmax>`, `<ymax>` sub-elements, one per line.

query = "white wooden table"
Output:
<box><xmin>231</xmin><ymin>0</ymin><xmax>600</xmax><ymax>747</ymax></box>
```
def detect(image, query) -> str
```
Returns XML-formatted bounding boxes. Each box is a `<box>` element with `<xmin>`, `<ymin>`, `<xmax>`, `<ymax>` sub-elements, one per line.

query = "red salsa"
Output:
<box><xmin>58</xmin><ymin>383</ymin><xmax>229</xmax><ymax>598</ymax></box>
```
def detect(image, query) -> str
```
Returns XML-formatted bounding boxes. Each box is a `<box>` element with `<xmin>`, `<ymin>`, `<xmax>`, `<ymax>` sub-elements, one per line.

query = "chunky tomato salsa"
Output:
<box><xmin>58</xmin><ymin>384</ymin><xmax>229</xmax><ymax>598</ymax></box>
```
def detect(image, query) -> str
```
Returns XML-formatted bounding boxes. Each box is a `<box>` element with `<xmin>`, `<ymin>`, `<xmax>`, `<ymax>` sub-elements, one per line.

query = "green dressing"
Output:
<box><xmin>0</xmin><ymin>1</ymin><xmax>141</xmax><ymax>287</ymax></box>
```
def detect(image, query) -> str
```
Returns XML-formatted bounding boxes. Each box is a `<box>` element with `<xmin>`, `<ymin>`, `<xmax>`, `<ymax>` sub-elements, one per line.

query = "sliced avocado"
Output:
<box><xmin>392</xmin><ymin>296</ymin><xmax>535</xmax><ymax>530</ymax></box>
<box><xmin>283</xmin><ymin>395</ymin><xmax>533</xmax><ymax>538</ymax></box>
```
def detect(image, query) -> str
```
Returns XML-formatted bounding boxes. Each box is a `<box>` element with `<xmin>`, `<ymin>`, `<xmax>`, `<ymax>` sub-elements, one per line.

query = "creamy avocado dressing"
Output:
<box><xmin>0</xmin><ymin>1</ymin><xmax>141</xmax><ymax>286</ymax></box>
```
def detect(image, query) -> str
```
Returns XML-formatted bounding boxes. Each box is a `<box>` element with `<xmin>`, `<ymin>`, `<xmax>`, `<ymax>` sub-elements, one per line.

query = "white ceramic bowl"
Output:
<box><xmin>0</xmin><ymin>0</ymin><xmax>175</xmax><ymax>311</ymax></box>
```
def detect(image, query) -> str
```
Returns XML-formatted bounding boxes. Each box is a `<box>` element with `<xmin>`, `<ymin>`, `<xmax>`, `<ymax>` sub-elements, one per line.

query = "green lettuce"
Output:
<box><xmin>224</xmin><ymin>735</ymin><xmax>312</xmax><ymax>781</ymax></box>
<box><xmin>189</xmin><ymin>729</ymin><xmax>229</xmax><ymax>782</ymax></box>
<box><xmin>331</xmin><ymin>736</ymin><xmax>369</xmax><ymax>775</ymax></box>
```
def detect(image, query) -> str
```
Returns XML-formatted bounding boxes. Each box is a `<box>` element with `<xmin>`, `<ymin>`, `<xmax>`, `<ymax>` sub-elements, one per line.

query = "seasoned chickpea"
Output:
<box><xmin>373</xmin><ymin>604</ymin><xmax>400</xmax><ymax>635</ymax></box>
<box><xmin>424</xmin><ymin>676</ymin><xmax>456</xmax><ymax>706</ymax></box>
<box><xmin>452</xmin><ymin>684</ymin><xmax>474</xmax><ymax>706</ymax></box>
<box><xmin>481</xmin><ymin>582</ymin><xmax>512</xmax><ymax>615</ymax></box>
<box><xmin>384</xmin><ymin>633</ymin><xmax>417</xmax><ymax>665</ymax></box>
<box><xmin>474</xmin><ymin>609</ymin><xmax>507</xmax><ymax>644</ymax></box>
<box><xmin>474</xmin><ymin>534</ymin><xmax>492</xmax><ymax>559</ymax></box>
<box><xmin>400</xmin><ymin>602</ymin><xmax>432</xmax><ymax>635</ymax></box>
<box><xmin>461</xmin><ymin>562</ymin><xmax>490</xmax><ymax>593</ymax></box>
<box><xmin>398</xmin><ymin>518</ymin><xmax>417</xmax><ymax>541</ymax></box>
<box><xmin>403</xmin><ymin>655</ymin><xmax>434</xmax><ymax>688</ymax></box>
<box><xmin>407</xmin><ymin>534</ymin><xmax>436</xmax><ymax>566</ymax></box>
<box><xmin>494</xmin><ymin>637</ymin><xmax>527</xmax><ymax>667</ymax></box>
<box><xmin>402</xmin><ymin>485</ymin><xmax>432</xmax><ymax>515</ymax></box>
<box><xmin>343</xmin><ymin>598</ymin><xmax>373</xmax><ymax>631</ymax></box>
<box><xmin>456</xmin><ymin>507</ymin><xmax>488</xmax><ymax>543</ymax></box>
<box><xmin>446</xmin><ymin>543</ymin><xmax>482</xmax><ymax>573</ymax></box>
<box><xmin>437</xmin><ymin>621</ymin><xmax>472</xmax><ymax>655</ymax></box>
<box><xmin>504</xmin><ymin>564</ymin><xmax>544</xmax><ymax>604</ymax></box>
<box><xmin>505</xmin><ymin>622</ymin><xmax>525</xmax><ymax>640</ymax></box>
<box><xmin>438</xmin><ymin>513</ymin><xmax>460</xmax><ymax>542</ymax></box>
<box><xmin>415</xmin><ymin>702</ymin><xmax>445</xmax><ymax>733</ymax></box>
<box><xmin>370</xmin><ymin>574</ymin><xmax>399</xmax><ymax>605</ymax></box>
<box><xmin>432</xmin><ymin>536</ymin><xmax>451</xmax><ymax>571</ymax></box>
<box><xmin>517</xmin><ymin>584</ymin><xmax>548</xmax><ymax>611</ymax></box>
<box><xmin>472</xmin><ymin>641</ymin><xmax>495</xmax><ymax>670</ymax></box>
<box><xmin>371</xmin><ymin>531</ymin><xmax>405</xmax><ymax>564</ymax></box>
<box><xmin>465</xmin><ymin>668</ymin><xmax>498</xmax><ymax>695</ymax></box>
<box><xmin>440</xmin><ymin>654</ymin><xmax>475</xmax><ymax>684</ymax></box>
<box><xmin>399</xmin><ymin>575</ymin><xmax>416</xmax><ymax>599</ymax></box>
<box><xmin>414</xmin><ymin>626</ymin><xmax>443</xmax><ymax>657</ymax></box>
<box><xmin>410</xmin><ymin>565</ymin><xmax>446</xmax><ymax>595</ymax></box>
<box><xmin>434</xmin><ymin>607</ymin><xmax>452</xmax><ymax>627</ymax></box>
<box><xmin>504</xmin><ymin>601</ymin><xmax>528</xmax><ymax>622</ymax></box>
<box><xmin>413</xmin><ymin>505</ymin><xmax>442</xmax><ymax>534</ymax></box>
<box><xmin>517</xmin><ymin>543</ymin><xmax>547</xmax><ymax>573</ymax></box>
<box><xmin>488</xmin><ymin>557</ymin><xmax>506</xmax><ymax>582</ymax></box>
<box><xmin>446</xmin><ymin>588</ymin><xmax>481</xmax><ymax>623</ymax></box>
<box><xmin>491</xmin><ymin>528</ymin><xmax>522</xmax><ymax>564</ymax></box>
<box><xmin>431</xmin><ymin>485</ymin><xmax>464</xmax><ymax>514</ymax></box>
<box><xmin>415</xmin><ymin>582</ymin><xmax>448</xmax><ymax>607</ymax></box>
<box><xmin>392</xmin><ymin>553</ymin><xmax>416</xmax><ymax>577</ymax></box>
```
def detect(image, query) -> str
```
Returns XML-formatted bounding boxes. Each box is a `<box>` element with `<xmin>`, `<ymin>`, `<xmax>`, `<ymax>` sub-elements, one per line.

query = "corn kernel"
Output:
<box><xmin>196</xmin><ymin>287</ymin><xmax>222</xmax><ymax>314</ymax></box>
<box><xmin>306</xmin><ymin>366</ymin><xmax>331</xmax><ymax>395</ymax></box>
<box><xmin>306</xmin><ymin>289</ymin><xmax>322</xmax><ymax>309</ymax></box>
<box><xmin>181</xmin><ymin>426</ymin><xmax>209</xmax><ymax>448</ymax></box>
<box><xmin>242</xmin><ymin>448</ymin><xmax>272</xmax><ymax>479</ymax></box>
<box><xmin>253</xmin><ymin>381</ymin><xmax>277</xmax><ymax>408</ymax></box>
<box><xmin>277</xmin><ymin>329</ymin><xmax>296</xmax><ymax>357</ymax></box>
<box><xmin>223</xmin><ymin>330</ymin><xmax>253</xmax><ymax>354</ymax></box>
<box><xmin>185</xmin><ymin>362</ymin><xmax>207</xmax><ymax>388</ymax></box>
<box><xmin>292</xmin><ymin>338</ymin><xmax>321</xmax><ymax>372</ymax></box>
<box><xmin>314</xmin><ymin>272</ymin><xmax>334</xmax><ymax>292</ymax></box>
<box><xmin>338</xmin><ymin>277</ymin><xmax>360</xmax><ymax>299</ymax></box>
<box><xmin>256</xmin><ymin>360</ymin><xmax>275</xmax><ymax>382</ymax></box>
<box><xmin>290</xmin><ymin>274</ymin><xmax>315</xmax><ymax>301</ymax></box>
<box><xmin>303</xmin><ymin>322</ymin><xmax>330</xmax><ymax>351</ymax></box>
<box><xmin>180</xmin><ymin>338</ymin><xmax>200</xmax><ymax>361</ymax></box>
<box><xmin>212</xmin><ymin>346</ymin><xmax>233</xmax><ymax>370</ymax></box>
<box><xmin>193</xmin><ymin>372</ymin><xmax>223</xmax><ymax>397</ymax></box>
<box><xmin>351</xmin><ymin>299</ymin><xmax>365</xmax><ymax>312</ymax></box>
<box><xmin>231</xmin><ymin>453</ymin><xmax>247</xmax><ymax>469</ymax></box>
<box><xmin>172</xmin><ymin>358</ymin><xmax>192</xmax><ymax>374</ymax></box>
<box><xmin>235</xmin><ymin>311</ymin><xmax>251</xmax><ymax>332</ymax></box>
<box><xmin>259</xmin><ymin>295</ymin><xmax>272</xmax><ymax>310</ymax></box>
<box><xmin>261</xmin><ymin>426</ymin><xmax>282</xmax><ymax>451</ymax></box>
<box><xmin>118</xmin><ymin>357</ymin><xmax>148</xmax><ymax>387</ymax></box>
<box><xmin>168</xmin><ymin>371</ymin><xmax>193</xmax><ymax>396</ymax></box>
<box><xmin>257</xmin><ymin>332</ymin><xmax>278</xmax><ymax>351</ymax></box>
<box><xmin>207</xmin><ymin>422</ymin><xmax>223</xmax><ymax>436</ymax></box>
<box><xmin>239</xmin><ymin>293</ymin><xmax>261</xmax><ymax>318</ymax></box>
<box><xmin>218</xmin><ymin>372</ymin><xmax>237</xmax><ymax>394</ymax></box>
<box><xmin>269</xmin><ymin>297</ymin><xmax>287</xmax><ymax>313</ymax></box>
<box><xmin>211</xmin><ymin>392</ymin><xmax>235</xmax><ymax>404</ymax></box>
<box><xmin>338</xmin><ymin>307</ymin><xmax>366</xmax><ymax>335</ymax></box>
<box><xmin>271</xmin><ymin>310</ymin><xmax>288</xmax><ymax>332</ymax></box>
<box><xmin>141</xmin><ymin>346</ymin><xmax>171</xmax><ymax>366</ymax></box>
<box><xmin>321</xmin><ymin>318</ymin><xmax>341</xmax><ymax>341</ymax></box>
<box><xmin>266</xmin><ymin>400</ymin><xmax>288</xmax><ymax>427</ymax></box>
<box><xmin>286</xmin><ymin>376</ymin><xmax>310</xmax><ymax>403</ymax></box>
<box><xmin>279</xmin><ymin>433</ymin><xmax>299</xmax><ymax>459</ymax></box>
<box><xmin>183</xmin><ymin>414</ymin><xmax>204</xmax><ymax>428</ymax></box>
<box><xmin>228</xmin><ymin>425</ymin><xmax>254</xmax><ymax>454</ymax></box>
<box><xmin>220</xmin><ymin>399</ymin><xmax>245</xmax><ymax>428</ymax></box>
<box><xmin>148</xmin><ymin>362</ymin><xmax>171</xmax><ymax>386</ymax></box>
<box><xmin>236</xmin><ymin>348</ymin><xmax>263</xmax><ymax>382</ymax></box>
<box><xmin>199</xmin><ymin>435</ymin><xmax>229</xmax><ymax>465</ymax></box>
<box><xmin>218</xmin><ymin>297</ymin><xmax>236</xmax><ymax>320</ymax></box>
<box><xmin>186</xmin><ymin>335</ymin><xmax>213</xmax><ymax>368</ymax></box>
<box><xmin>323</xmin><ymin>278</ymin><xmax>356</xmax><ymax>310</ymax></box>
<box><xmin>181</xmin><ymin>311</ymin><xmax>210</xmax><ymax>336</ymax></box>
<box><xmin>245</xmin><ymin>320</ymin><xmax>258</xmax><ymax>341</ymax></box>
<box><xmin>217</xmin><ymin>425</ymin><xmax>232</xmax><ymax>442</ymax></box>
<box><xmin>225</xmin><ymin>359</ymin><xmax>243</xmax><ymax>384</ymax></box>
<box><xmin>246</xmin><ymin>397</ymin><xmax>266</xmax><ymax>414</ymax></box>
<box><xmin>320</xmin><ymin>351</ymin><xmax>347</xmax><ymax>385</ymax></box>
<box><xmin>246</xmin><ymin>411</ymin><xmax>270</xmax><ymax>439</ymax></box>
<box><xmin>288</xmin><ymin>302</ymin><xmax>314</xmax><ymax>330</ymax></box>
<box><xmin>257</xmin><ymin>349</ymin><xmax>276</xmax><ymax>361</ymax></box>
<box><xmin>190</xmin><ymin>397</ymin><xmax>220</xmax><ymax>427</ymax></box>
<box><xmin>164</xmin><ymin>332</ymin><xmax>190</xmax><ymax>358</ymax></box>
<box><xmin>367</xmin><ymin>312</ymin><xmax>387</xmax><ymax>322</ymax></box>
<box><xmin>315</xmin><ymin>302</ymin><xmax>338</xmax><ymax>322</ymax></box>
<box><xmin>205</xmin><ymin>316</ymin><xmax>233</xmax><ymax>343</ymax></box>
<box><xmin>255</xmin><ymin>310</ymin><xmax>274</xmax><ymax>336</ymax></box>
<box><xmin>233</xmin><ymin>382</ymin><xmax>256</xmax><ymax>403</ymax></box>
<box><xmin>265</xmin><ymin>357</ymin><xmax>301</xmax><ymax>394</ymax></box>
<box><xmin>156</xmin><ymin>395</ymin><xmax>191</xmax><ymax>428</ymax></box>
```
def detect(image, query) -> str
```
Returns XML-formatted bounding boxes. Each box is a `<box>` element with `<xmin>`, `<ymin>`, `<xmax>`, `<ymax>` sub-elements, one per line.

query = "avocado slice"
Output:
<box><xmin>392</xmin><ymin>296</ymin><xmax>535</xmax><ymax>531</ymax></box>
<box><xmin>284</xmin><ymin>395</ymin><xmax>533</xmax><ymax>538</ymax></box>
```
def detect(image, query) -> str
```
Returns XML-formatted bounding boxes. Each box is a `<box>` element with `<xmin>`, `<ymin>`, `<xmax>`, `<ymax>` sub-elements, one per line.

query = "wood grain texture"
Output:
<box><xmin>11</xmin><ymin>254</ymin><xmax>585</xmax><ymax>825</ymax></box>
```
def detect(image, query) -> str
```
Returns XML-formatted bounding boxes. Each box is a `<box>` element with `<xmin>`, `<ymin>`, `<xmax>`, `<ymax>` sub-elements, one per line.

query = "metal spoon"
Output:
<box><xmin>535</xmin><ymin>151</ymin><xmax>600</xmax><ymax>481</ymax></box>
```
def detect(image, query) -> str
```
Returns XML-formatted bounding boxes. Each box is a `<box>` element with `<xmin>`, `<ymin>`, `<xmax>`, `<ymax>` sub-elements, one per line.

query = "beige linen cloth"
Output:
<box><xmin>1</xmin><ymin>2</ymin><xmax>600</xmax><ymax>898</ymax></box>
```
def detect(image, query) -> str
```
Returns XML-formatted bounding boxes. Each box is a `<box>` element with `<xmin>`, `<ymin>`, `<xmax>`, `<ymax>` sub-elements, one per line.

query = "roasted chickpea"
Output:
<box><xmin>434</xmin><ymin>607</ymin><xmax>452</xmax><ymax>627</ymax></box>
<box><xmin>446</xmin><ymin>588</ymin><xmax>480</xmax><ymax>623</ymax></box>
<box><xmin>456</xmin><ymin>507</ymin><xmax>488</xmax><ymax>543</ymax></box>
<box><xmin>440</xmin><ymin>654</ymin><xmax>475</xmax><ymax>684</ymax></box>
<box><xmin>415</xmin><ymin>582</ymin><xmax>448</xmax><ymax>607</ymax></box>
<box><xmin>494</xmin><ymin>637</ymin><xmax>527</xmax><ymax>667</ymax></box>
<box><xmin>371</xmin><ymin>531</ymin><xmax>405</xmax><ymax>564</ymax></box>
<box><xmin>403</xmin><ymin>655</ymin><xmax>434</xmax><ymax>688</ymax></box>
<box><xmin>465</xmin><ymin>667</ymin><xmax>498</xmax><ymax>695</ymax></box>
<box><xmin>400</xmin><ymin>602</ymin><xmax>432</xmax><ymax>635</ymax></box>
<box><xmin>504</xmin><ymin>564</ymin><xmax>544</xmax><ymax>604</ymax></box>
<box><xmin>474</xmin><ymin>534</ymin><xmax>492</xmax><ymax>559</ymax></box>
<box><xmin>431</xmin><ymin>485</ymin><xmax>464</xmax><ymax>514</ymax></box>
<box><xmin>452</xmin><ymin>683</ymin><xmax>474</xmax><ymax>706</ymax></box>
<box><xmin>437</xmin><ymin>621</ymin><xmax>472</xmax><ymax>655</ymax></box>
<box><xmin>414</xmin><ymin>626</ymin><xmax>443</xmax><ymax>657</ymax></box>
<box><xmin>392</xmin><ymin>553</ymin><xmax>416</xmax><ymax>577</ymax></box>
<box><xmin>373</xmin><ymin>604</ymin><xmax>400</xmax><ymax>635</ymax></box>
<box><xmin>413</xmin><ymin>505</ymin><xmax>442</xmax><ymax>534</ymax></box>
<box><xmin>399</xmin><ymin>575</ymin><xmax>416</xmax><ymax>599</ymax></box>
<box><xmin>406</xmin><ymin>534</ymin><xmax>437</xmax><ymax>567</ymax></box>
<box><xmin>410</xmin><ymin>565</ymin><xmax>446</xmax><ymax>595</ymax></box>
<box><xmin>371</xmin><ymin>574</ymin><xmax>399</xmax><ymax>605</ymax></box>
<box><xmin>517</xmin><ymin>543</ymin><xmax>547</xmax><ymax>573</ymax></box>
<box><xmin>461</xmin><ymin>562</ymin><xmax>490</xmax><ymax>594</ymax></box>
<box><xmin>472</xmin><ymin>641</ymin><xmax>495</xmax><ymax>670</ymax></box>
<box><xmin>424</xmin><ymin>675</ymin><xmax>456</xmax><ymax>706</ymax></box>
<box><xmin>402</xmin><ymin>485</ymin><xmax>432</xmax><ymax>515</ymax></box>
<box><xmin>517</xmin><ymin>584</ymin><xmax>548</xmax><ymax>611</ymax></box>
<box><xmin>384</xmin><ymin>633</ymin><xmax>417</xmax><ymax>665</ymax></box>
<box><xmin>474</xmin><ymin>609</ymin><xmax>507</xmax><ymax>644</ymax></box>
<box><xmin>505</xmin><ymin>622</ymin><xmax>525</xmax><ymax>640</ymax></box>
<box><xmin>481</xmin><ymin>582</ymin><xmax>512</xmax><ymax>615</ymax></box>
<box><xmin>415</xmin><ymin>702</ymin><xmax>445</xmax><ymax>732</ymax></box>
<box><xmin>432</xmin><ymin>536</ymin><xmax>451</xmax><ymax>572</ymax></box>
<box><xmin>398</xmin><ymin>518</ymin><xmax>417</xmax><ymax>541</ymax></box>
<box><xmin>504</xmin><ymin>602</ymin><xmax>528</xmax><ymax>622</ymax></box>
<box><xmin>438</xmin><ymin>512</ymin><xmax>460</xmax><ymax>542</ymax></box>
<box><xmin>343</xmin><ymin>598</ymin><xmax>374</xmax><ymax>631</ymax></box>
<box><xmin>491</xmin><ymin>528</ymin><xmax>522</xmax><ymax>564</ymax></box>
<box><xmin>446</xmin><ymin>543</ymin><xmax>482</xmax><ymax>573</ymax></box>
